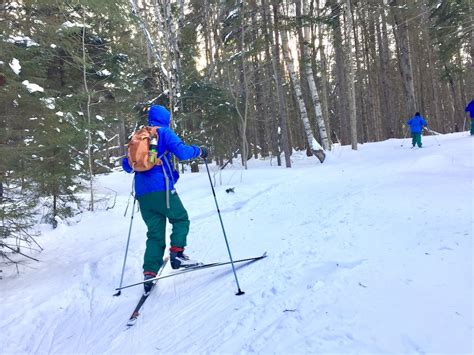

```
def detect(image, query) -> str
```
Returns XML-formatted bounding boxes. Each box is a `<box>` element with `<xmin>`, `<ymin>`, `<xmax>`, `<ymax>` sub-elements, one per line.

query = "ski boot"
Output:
<box><xmin>170</xmin><ymin>247</ymin><xmax>201</xmax><ymax>270</ymax></box>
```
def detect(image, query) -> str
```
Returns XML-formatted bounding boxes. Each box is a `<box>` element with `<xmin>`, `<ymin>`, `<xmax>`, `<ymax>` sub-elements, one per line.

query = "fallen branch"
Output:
<box><xmin>1</xmin><ymin>244</ymin><xmax>39</xmax><ymax>262</ymax></box>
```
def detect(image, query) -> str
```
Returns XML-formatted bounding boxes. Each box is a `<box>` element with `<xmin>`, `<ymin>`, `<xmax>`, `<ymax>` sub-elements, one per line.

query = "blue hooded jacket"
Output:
<box><xmin>407</xmin><ymin>114</ymin><xmax>427</xmax><ymax>134</ymax></box>
<box><xmin>465</xmin><ymin>100</ymin><xmax>474</xmax><ymax>118</ymax></box>
<box><xmin>122</xmin><ymin>105</ymin><xmax>201</xmax><ymax>197</ymax></box>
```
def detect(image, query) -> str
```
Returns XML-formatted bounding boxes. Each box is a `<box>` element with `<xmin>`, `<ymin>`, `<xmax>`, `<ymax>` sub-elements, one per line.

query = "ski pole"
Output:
<box><xmin>428</xmin><ymin>128</ymin><xmax>441</xmax><ymax>146</ymax></box>
<box><xmin>401</xmin><ymin>124</ymin><xmax>408</xmax><ymax>147</ymax></box>
<box><xmin>203</xmin><ymin>157</ymin><xmax>245</xmax><ymax>296</ymax></box>
<box><xmin>424</xmin><ymin>127</ymin><xmax>441</xmax><ymax>146</ymax></box>
<box><xmin>113</xmin><ymin>194</ymin><xmax>137</xmax><ymax>296</ymax></box>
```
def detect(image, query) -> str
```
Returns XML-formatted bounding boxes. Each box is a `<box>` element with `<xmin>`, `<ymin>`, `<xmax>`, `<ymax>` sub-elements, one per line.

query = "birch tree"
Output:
<box><xmin>162</xmin><ymin>0</ymin><xmax>182</xmax><ymax>116</ymax></box>
<box><xmin>130</xmin><ymin>0</ymin><xmax>167</xmax><ymax>80</ymax></box>
<box><xmin>301</xmin><ymin>0</ymin><xmax>331</xmax><ymax>151</ymax></box>
<box><xmin>280</xmin><ymin>28</ymin><xmax>325</xmax><ymax>163</ymax></box>
<box><xmin>315</xmin><ymin>0</ymin><xmax>331</xmax><ymax>143</ymax></box>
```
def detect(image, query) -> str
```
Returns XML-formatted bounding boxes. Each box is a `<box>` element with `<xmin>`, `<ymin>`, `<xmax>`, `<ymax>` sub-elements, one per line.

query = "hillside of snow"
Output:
<box><xmin>1</xmin><ymin>133</ymin><xmax>472</xmax><ymax>354</ymax></box>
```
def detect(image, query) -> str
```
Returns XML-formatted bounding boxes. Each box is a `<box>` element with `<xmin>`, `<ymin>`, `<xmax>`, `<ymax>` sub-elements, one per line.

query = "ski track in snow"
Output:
<box><xmin>0</xmin><ymin>133</ymin><xmax>472</xmax><ymax>354</ymax></box>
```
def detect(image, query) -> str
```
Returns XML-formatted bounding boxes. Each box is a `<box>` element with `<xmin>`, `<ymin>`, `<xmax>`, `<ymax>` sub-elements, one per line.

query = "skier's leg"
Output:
<box><xmin>416</xmin><ymin>133</ymin><xmax>422</xmax><ymax>147</ymax></box>
<box><xmin>165</xmin><ymin>191</ymin><xmax>201</xmax><ymax>269</ymax></box>
<box><xmin>166</xmin><ymin>191</ymin><xmax>190</xmax><ymax>249</ymax></box>
<box><xmin>138</xmin><ymin>193</ymin><xmax>167</xmax><ymax>274</ymax></box>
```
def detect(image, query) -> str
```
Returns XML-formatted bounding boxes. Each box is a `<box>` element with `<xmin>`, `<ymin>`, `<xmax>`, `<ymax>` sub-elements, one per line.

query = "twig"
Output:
<box><xmin>1</xmin><ymin>244</ymin><xmax>39</xmax><ymax>262</ymax></box>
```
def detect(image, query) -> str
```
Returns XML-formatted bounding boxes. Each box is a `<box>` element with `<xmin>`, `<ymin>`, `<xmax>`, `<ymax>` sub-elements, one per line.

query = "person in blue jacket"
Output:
<box><xmin>406</xmin><ymin>112</ymin><xmax>428</xmax><ymax>148</ymax></box>
<box><xmin>122</xmin><ymin>105</ymin><xmax>208</xmax><ymax>294</ymax></box>
<box><xmin>465</xmin><ymin>100</ymin><xmax>474</xmax><ymax>135</ymax></box>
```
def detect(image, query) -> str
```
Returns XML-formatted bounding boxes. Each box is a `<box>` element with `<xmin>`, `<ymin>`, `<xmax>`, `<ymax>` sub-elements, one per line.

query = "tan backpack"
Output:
<box><xmin>127</xmin><ymin>126</ymin><xmax>162</xmax><ymax>172</ymax></box>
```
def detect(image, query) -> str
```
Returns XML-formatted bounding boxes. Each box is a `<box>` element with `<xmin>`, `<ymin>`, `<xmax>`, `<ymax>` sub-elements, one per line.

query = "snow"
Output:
<box><xmin>226</xmin><ymin>8</ymin><xmax>240</xmax><ymax>21</ymax></box>
<box><xmin>7</xmin><ymin>35</ymin><xmax>39</xmax><ymax>47</ymax></box>
<box><xmin>229</xmin><ymin>51</ymin><xmax>243</xmax><ymax>61</ymax></box>
<box><xmin>60</xmin><ymin>21</ymin><xmax>87</xmax><ymax>29</ymax></box>
<box><xmin>9</xmin><ymin>58</ymin><xmax>21</xmax><ymax>75</ymax></box>
<box><xmin>224</xmin><ymin>30</ymin><xmax>234</xmax><ymax>43</ymax></box>
<box><xmin>161</xmin><ymin>64</ymin><xmax>169</xmax><ymax>78</ymax></box>
<box><xmin>41</xmin><ymin>97</ymin><xmax>56</xmax><ymax>109</ymax></box>
<box><xmin>311</xmin><ymin>136</ymin><xmax>323</xmax><ymax>150</ymax></box>
<box><xmin>97</xmin><ymin>130</ymin><xmax>107</xmax><ymax>140</ymax></box>
<box><xmin>0</xmin><ymin>133</ymin><xmax>472</xmax><ymax>354</ymax></box>
<box><xmin>22</xmin><ymin>80</ymin><xmax>44</xmax><ymax>93</ymax></box>
<box><xmin>96</xmin><ymin>69</ymin><xmax>111</xmax><ymax>77</ymax></box>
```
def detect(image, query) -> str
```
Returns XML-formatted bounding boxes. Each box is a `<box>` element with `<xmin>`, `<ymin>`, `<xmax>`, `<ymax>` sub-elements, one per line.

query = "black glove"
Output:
<box><xmin>199</xmin><ymin>146</ymin><xmax>208</xmax><ymax>159</ymax></box>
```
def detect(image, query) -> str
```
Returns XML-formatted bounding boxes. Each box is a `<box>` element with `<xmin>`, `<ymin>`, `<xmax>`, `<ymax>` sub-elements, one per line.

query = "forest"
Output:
<box><xmin>0</xmin><ymin>0</ymin><xmax>472</xmax><ymax>263</ymax></box>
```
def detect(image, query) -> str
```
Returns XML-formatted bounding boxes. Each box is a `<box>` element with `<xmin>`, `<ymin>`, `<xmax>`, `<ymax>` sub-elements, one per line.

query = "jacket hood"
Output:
<box><xmin>148</xmin><ymin>105</ymin><xmax>170</xmax><ymax>127</ymax></box>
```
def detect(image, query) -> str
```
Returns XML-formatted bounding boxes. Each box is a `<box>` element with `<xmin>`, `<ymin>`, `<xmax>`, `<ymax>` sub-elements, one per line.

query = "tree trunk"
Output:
<box><xmin>82</xmin><ymin>9</ymin><xmax>94</xmax><ymax>211</ymax></box>
<box><xmin>377</xmin><ymin>4</ymin><xmax>396</xmax><ymax>137</ymax></box>
<box><xmin>390</xmin><ymin>0</ymin><xmax>417</xmax><ymax>116</ymax></box>
<box><xmin>235</xmin><ymin>2</ymin><xmax>249</xmax><ymax>169</ymax></box>
<box><xmin>119</xmin><ymin>116</ymin><xmax>127</xmax><ymax>157</ymax></box>
<box><xmin>130</xmin><ymin>0</ymin><xmax>167</xmax><ymax>80</ymax></box>
<box><xmin>269</xmin><ymin>1</ymin><xmax>291</xmax><ymax>167</ymax></box>
<box><xmin>344</xmin><ymin>0</ymin><xmax>357</xmax><ymax>149</ymax></box>
<box><xmin>301</xmin><ymin>0</ymin><xmax>331</xmax><ymax>150</ymax></box>
<box><xmin>161</xmin><ymin>0</ymin><xmax>180</xmax><ymax>118</ymax></box>
<box><xmin>328</xmin><ymin>0</ymin><xmax>349</xmax><ymax>144</ymax></box>
<box><xmin>354</xmin><ymin>3</ymin><xmax>368</xmax><ymax>142</ymax></box>
<box><xmin>316</xmin><ymin>0</ymin><xmax>331</xmax><ymax>143</ymax></box>
<box><xmin>250</xmin><ymin>0</ymin><xmax>268</xmax><ymax>157</ymax></box>
<box><xmin>280</xmin><ymin>29</ymin><xmax>325</xmax><ymax>163</ymax></box>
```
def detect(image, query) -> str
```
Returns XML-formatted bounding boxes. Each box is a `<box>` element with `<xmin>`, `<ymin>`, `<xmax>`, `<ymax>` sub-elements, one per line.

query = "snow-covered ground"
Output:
<box><xmin>1</xmin><ymin>133</ymin><xmax>472</xmax><ymax>354</ymax></box>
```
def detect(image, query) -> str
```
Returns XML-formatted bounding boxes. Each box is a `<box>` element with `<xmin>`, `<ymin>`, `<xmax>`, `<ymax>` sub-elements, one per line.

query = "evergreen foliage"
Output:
<box><xmin>0</xmin><ymin>0</ymin><xmax>155</xmax><ymax>263</ymax></box>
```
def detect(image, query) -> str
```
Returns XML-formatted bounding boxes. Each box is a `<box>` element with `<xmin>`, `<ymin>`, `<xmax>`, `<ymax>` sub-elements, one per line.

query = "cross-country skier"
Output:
<box><xmin>407</xmin><ymin>112</ymin><xmax>428</xmax><ymax>148</ymax></box>
<box><xmin>122</xmin><ymin>105</ymin><xmax>208</xmax><ymax>293</ymax></box>
<box><xmin>465</xmin><ymin>100</ymin><xmax>474</xmax><ymax>135</ymax></box>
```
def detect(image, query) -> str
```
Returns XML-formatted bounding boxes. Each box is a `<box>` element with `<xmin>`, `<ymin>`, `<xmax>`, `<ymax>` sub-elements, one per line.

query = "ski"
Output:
<box><xmin>126</xmin><ymin>257</ymin><xmax>169</xmax><ymax>327</ymax></box>
<box><xmin>117</xmin><ymin>252</ymin><xmax>267</xmax><ymax>292</ymax></box>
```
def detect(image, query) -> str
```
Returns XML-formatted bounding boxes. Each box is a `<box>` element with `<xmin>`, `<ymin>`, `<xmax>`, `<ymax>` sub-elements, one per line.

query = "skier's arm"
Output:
<box><xmin>467</xmin><ymin>101</ymin><xmax>474</xmax><ymax>112</ymax></box>
<box><xmin>163</xmin><ymin>128</ymin><xmax>201</xmax><ymax>160</ymax></box>
<box><xmin>122</xmin><ymin>157</ymin><xmax>133</xmax><ymax>173</ymax></box>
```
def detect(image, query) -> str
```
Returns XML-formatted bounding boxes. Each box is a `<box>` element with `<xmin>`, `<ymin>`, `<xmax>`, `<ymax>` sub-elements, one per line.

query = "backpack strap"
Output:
<box><xmin>147</xmin><ymin>126</ymin><xmax>159</xmax><ymax>136</ymax></box>
<box><xmin>162</xmin><ymin>152</ymin><xmax>176</xmax><ymax>185</ymax></box>
<box><xmin>152</xmin><ymin>149</ymin><xmax>177</xmax><ymax>209</ymax></box>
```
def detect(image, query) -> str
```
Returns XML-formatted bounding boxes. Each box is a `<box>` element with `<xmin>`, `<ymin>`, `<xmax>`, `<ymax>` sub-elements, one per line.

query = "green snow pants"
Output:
<box><xmin>470</xmin><ymin>119</ymin><xmax>474</xmax><ymax>135</ymax></box>
<box><xmin>137</xmin><ymin>191</ymin><xmax>190</xmax><ymax>274</ymax></box>
<box><xmin>411</xmin><ymin>133</ymin><xmax>422</xmax><ymax>147</ymax></box>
